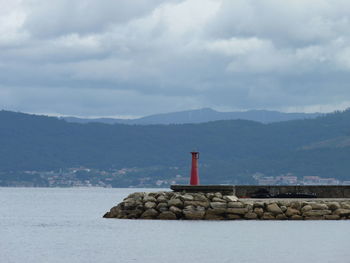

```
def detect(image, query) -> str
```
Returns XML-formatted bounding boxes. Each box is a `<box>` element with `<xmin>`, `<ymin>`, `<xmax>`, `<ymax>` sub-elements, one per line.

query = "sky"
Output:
<box><xmin>2</xmin><ymin>0</ymin><xmax>350</xmax><ymax>117</ymax></box>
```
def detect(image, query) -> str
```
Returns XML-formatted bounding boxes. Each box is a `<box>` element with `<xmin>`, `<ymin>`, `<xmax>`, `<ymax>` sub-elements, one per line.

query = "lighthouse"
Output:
<box><xmin>190</xmin><ymin>151</ymin><xmax>200</xmax><ymax>185</ymax></box>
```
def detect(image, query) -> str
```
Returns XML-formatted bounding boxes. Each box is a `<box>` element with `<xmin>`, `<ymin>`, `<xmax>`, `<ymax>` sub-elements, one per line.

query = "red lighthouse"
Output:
<box><xmin>190</xmin><ymin>152</ymin><xmax>200</xmax><ymax>185</ymax></box>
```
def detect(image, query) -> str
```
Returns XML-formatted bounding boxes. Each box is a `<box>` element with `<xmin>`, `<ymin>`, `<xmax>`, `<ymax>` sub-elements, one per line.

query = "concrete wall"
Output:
<box><xmin>234</xmin><ymin>185</ymin><xmax>350</xmax><ymax>198</ymax></box>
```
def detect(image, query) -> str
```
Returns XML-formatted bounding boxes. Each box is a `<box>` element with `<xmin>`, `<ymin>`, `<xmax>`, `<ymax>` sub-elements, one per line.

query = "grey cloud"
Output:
<box><xmin>1</xmin><ymin>0</ymin><xmax>350</xmax><ymax>117</ymax></box>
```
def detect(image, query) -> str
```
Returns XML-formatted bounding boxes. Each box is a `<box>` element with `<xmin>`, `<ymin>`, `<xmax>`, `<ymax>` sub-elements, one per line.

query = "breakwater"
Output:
<box><xmin>103</xmin><ymin>191</ymin><xmax>350</xmax><ymax>220</ymax></box>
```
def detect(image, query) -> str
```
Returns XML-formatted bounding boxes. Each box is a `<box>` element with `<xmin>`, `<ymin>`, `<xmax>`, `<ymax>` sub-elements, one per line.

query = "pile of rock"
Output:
<box><xmin>103</xmin><ymin>191</ymin><xmax>350</xmax><ymax>220</ymax></box>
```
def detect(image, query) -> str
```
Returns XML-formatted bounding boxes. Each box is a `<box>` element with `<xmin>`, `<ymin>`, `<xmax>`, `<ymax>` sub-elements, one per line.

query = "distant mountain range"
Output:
<box><xmin>1</xmin><ymin>109</ymin><xmax>350</xmax><ymax>186</ymax></box>
<box><xmin>61</xmin><ymin>108</ymin><xmax>322</xmax><ymax>125</ymax></box>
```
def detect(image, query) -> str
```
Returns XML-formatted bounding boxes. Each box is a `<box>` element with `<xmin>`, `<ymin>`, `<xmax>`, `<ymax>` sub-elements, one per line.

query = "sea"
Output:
<box><xmin>1</xmin><ymin>187</ymin><xmax>350</xmax><ymax>263</ymax></box>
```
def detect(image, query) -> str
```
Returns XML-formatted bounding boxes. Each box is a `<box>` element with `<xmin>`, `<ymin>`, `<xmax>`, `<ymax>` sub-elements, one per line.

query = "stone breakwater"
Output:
<box><xmin>103</xmin><ymin>191</ymin><xmax>350</xmax><ymax>220</ymax></box>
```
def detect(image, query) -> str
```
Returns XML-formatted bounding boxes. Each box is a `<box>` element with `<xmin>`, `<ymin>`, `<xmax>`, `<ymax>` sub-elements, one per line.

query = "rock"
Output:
<box><xmin>285</xmin><ymin>207</ymin><xmax>301</xmax><ymax>217</ymax></box>
<box><xmin>206</xmin><ymin>193</ymin><xmax>215</xmax><ymax>199</ymax></box>
<box><xmin>193</xmin><ymin>194</ymin><xmax>208</xmax><ymax>202</ymax></box>
<box><xmin>324</xmin><ymin>215</ymin><xmax>340</xmax><ymax>220</ymax></box>
<box><xmin>276</xmin><ymin>214</ymin><xmax>288</xmax><ymax>220</ymax></box>
<box><xmin>310</xmin><ymin>203</ymin><xmax>328</xmax><ymax>210</ymax></box>
<box><xmin>168</xmin><ymin>198</ymin><xmax>183</xmax><ymax>208</ymax></box>
<box><xmin>212</xmin><ymin>197</ymin><xmax>226</xmax><ymax>202</ymax></box>
<box><xmin>214</xmin><ymin>192</ymin><xmax>223</xmax><ymax>198</ymax></box>
<box><xmin>158</xmin><ymin>211</ymin><xmax>177</xmax><ymax>220</ymax></box>
<box><xmin>127</xmin><ymin>192</ymin><xmax>145</xmax><ymax>200</ymax></box>
<box><xmin>262</xmin><ymin>212</ymin><xmax>275</xmax><ymax>220</ymax></box>
<box><xmin>254</xmin><ymin>208</ymin><xmax>264</xmax><ymax>217</ymax></box>
<box><xmin>341</xmin><ymin>202</ymin><xmax>350</xmax><ymax>209</ymax></box>
<box><xmin>144</xmin><ymin>201</ymin><xmax>156</xmax><ymax>209</ymax></box>
<box><xmin>156</xmin><ymin>202</ymin><xmax>168</xmax><ymax>212</ymax></box>
<box><xmin>280</xmin><ymin>206</ymin><xmax>288</xmax><ymax>213</ymax></box>
<box><xmin>206</xmin><ymin>208</ymin><xmax>227</xmax><ymax>215</ymax></box>
<box><xmin>227</xmin><ymin>214</ymin><xmax>242</xmax><ymax>220</ymax></box>
<box><xmin>303</xmin><ymin>210</ymin><xmax>331</xmax><ymax>217</ymax></box>
<box><xmin>253</xmin><ymin>202</ymin><xmax>265</xmax><ymax>208</ymax></box>
<box><xmin>244</xmin><ymin>212</ymin><xmax>258</xmax><ymax>219</ymax></box>
<box><xmin>334</xmin><ymin>209</ymin><xmax>350</xmax><ymax>217</ymax></box>
<box><xmin>123</xmin><ymin>200</ymin><xmax>138</xmax><ymax>209</ymax></box>
<box><xmin>227</xmin><ymin>208</ymin><xmax>248</xmax><ymax>215</ymax></box>
<box><xmin>204</xmin><ymin>214</ymin><xmax>225</xmax><ymax>220</ymax></box>
<box><xmin>210</xmin><ymin>202</ymin><xmax>227</xmax><ymax>209</ymax></box>
<box><xmin>157</xmin><ymin>195</ymin><xmax>167</xmax><ymax>203</ymax></box>
<box><xmin>228</xmin><ymin>202</ymin><xmax>244</xmax><ymax>208</ymax></box>
<box><xmin>267</xmin><ymin>203</ymin><xmax>283</xmax><ymax>215</ymax></box>
<box><xmin>301</xmin><ymin>205</ymin><xmax>312</xmax><ymax>213</ymax></box>
<box><xmin>223</xmin><ymin>195</ymin><xmax>238</xmax><ymax>202</ymax></box>
<box><xmin>290</xmin><ymin>215</ymin><xmax>303</xmax><ymax>220</ymax></box>
<box><xmin>143</xmin><ymin>195</ymin><xmax>157</xmax><ymax>202</ymax></box>
<box><xmin>169</xmin><ymin>206</ymin><xmax>182</xmax><ymax>216</ymax></box>
<box><xmin>179</xmin><ymin>194</ymin><xmax>194</xmax><ymax>201</ymax></box>
<box><xmin>126</xmin><ymin>209</ymin><xmax>143</xmax><ymax>219</ymax></box>
<box><xmin>327</xmin><ymin>202</ymin><xmax>341</xmax><ymax>210</ymax></box>
<box><xmin>184</xmin><ymin>200</ymin><xmax>210</xmax><ymax>208</ymax></box>
<box><xmin>290</xmin><ymin>201</ymin><xmax>301</xmax><ymax>210</ymax></box>
<box><xmin>183</xmin><ymin>207</ymin><xmax>205</xmax><ymax>220</ymax></box>
<box><xmin>140</xmin><ymin>209</ymin><xmax>158</xmax><ymax>219</ymax></box>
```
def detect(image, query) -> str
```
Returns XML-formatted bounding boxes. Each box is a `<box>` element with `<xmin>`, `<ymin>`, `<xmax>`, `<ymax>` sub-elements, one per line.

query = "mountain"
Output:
<box><xmin>61</xmin><ymin>108</ymin><xmax>322</xmax><ymax>125</ymax></box>
<box><xmin>1</xmin><ymin>109</ymin><xmax>350</xmax><ymax>185</ymax></box>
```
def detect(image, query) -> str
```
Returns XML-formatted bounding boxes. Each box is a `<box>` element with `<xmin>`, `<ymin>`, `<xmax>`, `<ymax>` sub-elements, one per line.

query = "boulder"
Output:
<box><xmin>228</xmin><ymin>202</ymin><xmax>244</xmax><ymax>208</ymax></box>
<box><xmin>310</xmin><ymin>203</ymin><xmax>328</xmax><ymax>210</ymax></box>
<box><xmin>214</xmin><ymin>192</ymin><xmax>223</xmax><ymax>198</ymax></box>
<box><xmin>280</xmin><ymin>206</ymin><xmax>288</xmax><ymax>213</ymax></box>
<box><xmin>276</xmin><ymin>214</ymin><xmax>288</xmax><ymax>220</ymax></box>
<box><xmin>267</xmin><ymin>203</ymin><xmax>283</xmax><ymax>215</ymax></box>
<box><xmin>206</xmin><ymin>208</ymin><xmax>227</xmax><ymax>215</ymax></box>
<box><xmin>227</xmin><ymin>208</ymin><xmax>248</xmax><ymax>215</ymax></box>
<box><xmin>169</xmin><ymin>206</ymin><xmax>183</xmax><ymax>216</ymax></box>
<box><xmin>158</xmin><ymin>211</ymin><xmax>177</xmax><ymax>220</ymax></box>
<box><xmin>183</xmin><ymin>207</ymin><xmax>205</xmax><ymax>220</ymax></box>
<box><xmin>244</xmin><ymin>212</ymin><xmax>258</xmax><ymax>220</ymax></box>
<box><xmin>324</xmin><ymin>215</ymin><xmax>340</xmax><ymax>220</ymax></box>
<box><xmin>193</xmin><ymin>193</ymin><xmax>208</xmax><ymax>202</ymax></box>
<box><xmin>184</xmin><ymin>200</ymin><xmax>210</xmax><ymax>208</ymax></box>
<box><xmin>168</xmin><ymin>198</ymin><xmax>183</xmax><ymax>208</ymax></box>
<box><xmin>303</xmin><ymin>210</ymin><xmax>331</xmax><ymax>217</ymax></box>
<box><xmin>253</xmin><ymin>202</ymin><xmax>265</xmax><ymax>208</ymax></box>
<box><xmin>212</xmin><ymin>197</ymin><xmax>226</xmax><ymax>202</ymax></box>
<box><xmin>290</xmin><ymin>201</ymin><xmax>301</xmax><ymax>210</ymax></box>
<box><xmin>327</xmin><ymin>202</ymin><xmax>341</xmax><ymax>211</ymax></box>
<box><xmin>262</xmin><ymin>212</ymin><xmax>275</xmax><ymax>220</ymax></box>
<box><xmin>254</xmin><ymin>208</ymin><xmax>264</xmax><ymax>217</ymax></box>
<box><xmin>223</xmin><ymin>195</ymin><xmax>238</xmax><ymax>202</ymax></box>
<box><xmin>204</xmin><ymin>214</ymin><xmax>225</xmax><ymax>220</ymax></box>
<box><xmin>156</xmin><ymin>202</ymin><xmax>168</xmax><ymax>212</ymax></box>
<box><xmin>143</xmin><ymin>195</ymin><xmax>157</xmax><ymax>202</ymax></box>
<box><xmin>301</xmin><ymin>205</ymin><xmax>312</xmax><ymax>213</ymax></box>
<box><xmin>334</xmin><ymin>209</ymin><xmax>350</xmax><ymax>217</ymax></box>
<box><xmin>341</xmin><ymin>202</ymin><xmax>350</xmax><ymax>209</ymax></box>
<box><xmin>285</xmin><ymin>207</ymin><xmax>301</xmax><ymax>217</ymax></box>
<box><xmin>140</xmin><ymin>209</ymin><xmax>159</xmax><ymax>219</ymax></box>
<box><xmin>227</xmin><ymin>214</ymin><xmax>242</xmax><ymax>220</ymax></box>
<box><xmin>144</xmin><ymin>201</ymin><xmax>156</xmax><ymax>209</ymax></box>
<box><xmin>179</xmin><ymin>194</ymin><xmax>194</xmax><ymax>201</ymax></box>
<box><xmin>210</xmin><ymin>202</ymin><xmax>227</xmax><ymax>209</ymax></box>
<box><xmin>157</xmin><ymin>195</ymin><xmax>167</xmax><ymax>203</ymax></box>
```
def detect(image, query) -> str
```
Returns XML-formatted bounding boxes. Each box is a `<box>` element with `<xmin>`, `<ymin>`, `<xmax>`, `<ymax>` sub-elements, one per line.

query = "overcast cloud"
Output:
<box><xmin>1</xmin><ymin>0</ymin><xmax>350</xmax><ymax>117</ymax></box>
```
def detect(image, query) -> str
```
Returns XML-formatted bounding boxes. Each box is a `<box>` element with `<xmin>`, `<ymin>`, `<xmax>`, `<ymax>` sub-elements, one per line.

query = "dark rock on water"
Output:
<box><xmin>103</xmin><ymin>191</ymin><xmax>350</xmax><ymax>220</ymax></box>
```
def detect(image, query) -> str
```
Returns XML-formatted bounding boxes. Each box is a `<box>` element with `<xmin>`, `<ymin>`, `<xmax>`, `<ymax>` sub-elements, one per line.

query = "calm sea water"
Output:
<box><xmin>1</xmin><ymin>187</ymin><xmax>350</xmax><ymax>263</ymax></box>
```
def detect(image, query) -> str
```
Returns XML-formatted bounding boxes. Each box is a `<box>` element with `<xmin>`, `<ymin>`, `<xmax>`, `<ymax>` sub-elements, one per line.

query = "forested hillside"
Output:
<box><xmin>1</xmin><ymin>109</ymin><xmax>350</xmax><ymax>183</ymax></box>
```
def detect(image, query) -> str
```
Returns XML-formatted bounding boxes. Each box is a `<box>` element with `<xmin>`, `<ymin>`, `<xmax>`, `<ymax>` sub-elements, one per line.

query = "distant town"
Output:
<box><xmin>1</xmin><ymin>167</ymin><xmax>350</xmax><ymax>187</ymax></box>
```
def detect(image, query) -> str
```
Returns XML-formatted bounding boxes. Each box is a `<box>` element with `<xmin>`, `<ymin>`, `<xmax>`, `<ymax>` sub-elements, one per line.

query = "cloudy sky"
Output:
<box><xmin>2</xmin><ymin>0</ymin><xmax>350</xmax><ymax>117</ymax></box>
